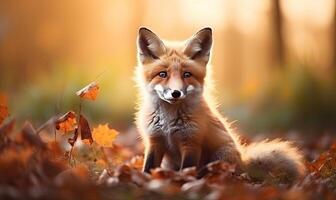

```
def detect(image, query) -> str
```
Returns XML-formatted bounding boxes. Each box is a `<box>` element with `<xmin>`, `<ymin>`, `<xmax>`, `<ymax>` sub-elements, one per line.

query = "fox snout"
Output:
<box><xmin>154</xmin><ymin>84</ymin><xmax>187</xmax><ymax>103</ymax></box>
<box><xmin>153</xmin><ymin>84</ymin><xmax>197</xmax><ymax>104</ymax></box>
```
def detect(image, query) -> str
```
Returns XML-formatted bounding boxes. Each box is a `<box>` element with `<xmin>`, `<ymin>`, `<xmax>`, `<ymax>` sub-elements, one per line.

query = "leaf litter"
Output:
<box><xmin>1</xmin><ymin>83</ymin><xmax>336</xmax><ymax>200</ymax></box>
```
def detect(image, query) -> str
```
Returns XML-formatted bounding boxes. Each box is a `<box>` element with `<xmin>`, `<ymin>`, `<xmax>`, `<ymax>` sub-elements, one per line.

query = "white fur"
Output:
<box><xmin>187</xmin><ymin>85</ymin><xmax>195</xmax><ymax>93</ymax></box>
<box><xmin>154</xmin><ymin>84</ymin><xmax>164</xmax><ymax>92</ymax></box>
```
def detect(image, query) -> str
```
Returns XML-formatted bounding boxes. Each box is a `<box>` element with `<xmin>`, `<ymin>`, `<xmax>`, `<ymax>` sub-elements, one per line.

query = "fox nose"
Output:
<box><xmin>171</xmin><ymin>90</ymin><xmax>181</xmax><ymax>98</ymax></box>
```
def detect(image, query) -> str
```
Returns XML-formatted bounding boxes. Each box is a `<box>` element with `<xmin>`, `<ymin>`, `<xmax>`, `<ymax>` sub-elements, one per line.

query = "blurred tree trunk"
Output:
<box><xmin>271</xmin><ymin>0</ymin><xmax>284</xmax><ymax>68</ymax></box>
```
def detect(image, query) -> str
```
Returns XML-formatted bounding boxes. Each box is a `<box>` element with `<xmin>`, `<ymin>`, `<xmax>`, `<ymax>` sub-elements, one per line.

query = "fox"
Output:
<box><xmin>135</xmin><ymin>27</ymin><xmax>305</xmax><ymax>183</ymax></box>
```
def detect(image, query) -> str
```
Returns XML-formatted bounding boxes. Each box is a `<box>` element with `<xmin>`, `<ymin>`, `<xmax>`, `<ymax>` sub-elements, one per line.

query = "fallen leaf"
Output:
<box><xmin>114</xmin><ymin>164</ymin><xmax>132</xmax><ymax>183</ymax></box>
<box><xmin>55</xmin><ymin>111</ymin><xmax>77</xmax><ymax>134</ymax></box>
<box><xmin>151</xmin><ymin>168</ymin><xmax>176</xmax><ymax>180</ymax></box>
<box><xmin>76</xmin><ymin>82</ymin><xmax>100</xmax><ymax>101</ymax></box>
<box><xmin>68</xmin><ymin>128</ymin><xmax>78</xmax><ymax>147</ymax></box>
<box><xmin>20</xmin><ymin>121</ymin><xmax>46</xmax><ymax>149</ymax></box>
<box><xmin>54</xmin><ymin>164</ymin><xmax>90</xmax><ymax>186</ymax></box>
<box><xmin>91</xmin><ymin>124</ymin><xmax>118</xmax><ymax>147</ymax></box>
<box><xmin>0</xmin><ymin>93</ymin><xmax>9</xmax><ymax>125</ymax></box>
<box><xmin>0</xmin><ymin>119</ymin><xmax>15</xmax><ymax>136</ymax></box>
<box><xmin>308</xmin><ymin>143</ymin><xmax>336</xmax><ymax>178</ymax></box>
<box><xmin>0</xmin><ymin>119</ymin><xmax>15</xmax><ymax>149</ymax></box>
<box><xmin>103</xmin><ymin>144</ymin><xmax>133</xmax><ymax>165</ymax></box>
<box><xmin>97</xmin><ymin>169</ymin><xmax>110</xmax><ymax>184</ymax></box>
<box><xmin>127</xmin><ymin>156</ymin><xmax>144</xmax><ymax>170</ymax></box>
<box><xmin>79</xmin><ymin>115</ymin><xmax>93</xmax><ymax>145</ymax></box>
<box><xmin>47</xmin><ymin>141</ymin><xmax>64</xmax><ymax>158</ymax></box>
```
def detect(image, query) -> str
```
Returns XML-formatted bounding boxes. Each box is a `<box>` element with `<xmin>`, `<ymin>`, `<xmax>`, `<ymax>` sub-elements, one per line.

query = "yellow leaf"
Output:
<box><xmin>92</xmin><ymin>124</ymin><xmax>118</xmax><ymax>147</ymax></box>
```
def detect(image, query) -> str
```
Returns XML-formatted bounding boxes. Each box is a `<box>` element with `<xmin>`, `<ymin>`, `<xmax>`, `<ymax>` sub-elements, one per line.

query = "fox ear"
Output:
<box><xmin>137</xmin><ymin>27</ymin><xmax>166</xmax><ymax>64</ymax></box>
<box><xmin>184</xmin><ymin>28</ymin><xmax>212</xmax><ymax>64</ymax></box>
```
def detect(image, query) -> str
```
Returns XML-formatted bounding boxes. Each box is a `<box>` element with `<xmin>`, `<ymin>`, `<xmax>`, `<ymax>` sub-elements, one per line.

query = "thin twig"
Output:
<box><xmin>93</xmin><ymin>68</ymin><xmax>108</xmax><ymax>83</ymax></box>
<box><xmin>36</xmin><ymin>116</ymin><xmax>58</xmax><ymax>135</ymax></box>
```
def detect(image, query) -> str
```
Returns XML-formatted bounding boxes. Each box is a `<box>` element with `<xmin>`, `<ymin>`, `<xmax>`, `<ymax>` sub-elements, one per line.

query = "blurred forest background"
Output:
<box><xmin>0</xmin><ymin>0</ymin><xmax>336</xmax><ymax>135</ymax></box>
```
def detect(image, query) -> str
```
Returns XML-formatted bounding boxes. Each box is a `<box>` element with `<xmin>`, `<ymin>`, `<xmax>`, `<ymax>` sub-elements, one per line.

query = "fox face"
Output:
<box><xmin>137</xmin><ymin>27</ymin><xmax>212</xmax><ymax>104</ymax></box>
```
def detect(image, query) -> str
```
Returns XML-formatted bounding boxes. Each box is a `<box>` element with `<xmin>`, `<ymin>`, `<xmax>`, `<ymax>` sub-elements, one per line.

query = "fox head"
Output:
<box><xmin>136</xmin><ymin>27</ymin><xmax>212</xmax><ymax>104</ymax></box>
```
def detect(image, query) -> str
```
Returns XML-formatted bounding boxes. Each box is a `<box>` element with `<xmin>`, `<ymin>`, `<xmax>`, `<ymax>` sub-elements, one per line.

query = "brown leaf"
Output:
<box><xmin>145</xmin><ymin>179</ymin><xmax>181</xmax><ymax>194</ymax></box>
<box><xmin>54</xmin><ymin>164</ymin><xmax>90</xmax><ymax>186</ymax></box>
<box><xmin>55</xmin><ymin>111</ymin><xmax>77</xmax><ymax>134</ymax></box>
<box><xmin>181</xmin><ymin>179</ymin><xmax>208</xmax><ymax>193</ymax></box>
<box><xmin>68</xmin><ymin>128</ymin><xmax>78</xmax><ymax>147</ymax></box>
<box><xmin>0</xmin><ymin>148</ymin><xmax>33</xmax><ymax>183</ymax></box>
<box><xmin>127</xmin><ymin>156</ymin><xmax>144</xmax><ymax>170</ymax></box>
<box><xmin>0</xmin><ymin>119</ymin><xmax>15</xmax><ymax>150</ymax></box>
<box><xmin>114</xmin><ymin>164</ymin><xmax>132</xmax><ymax>183</ymax></box>
<box><xmin>79</xmin><ymin>115</ymin><xmax>93</xmax><ymax>145</ymax></box>
<box><xmin>0</xmin><ymin>119</ymin><xmax>15</xmax><ymax>136</ymax></box>
<box><xmin>130</xmin><ymin>170</ymin><xmax>150</xmax><ymax>186</ymax></box>
<box><xmin>76</xmin><ymin>82</ymin><xmax>100</xmax><ymax>101</ymax></box>
<box><xmin>151</xmin><ymin>168</ymin><xmax>176</xmax><ymax>180</ymax></box>
<box><xmin>308</xmin><ymin>143</ymin><xmax>336</xmax><ymax>178</ymax></box>
<box><xmin>0</xmin><ymin>93</ymin><xmax>9</xmax><ymax>125</ymax></box>
<box><xmin>181</xmin><ymin>167</ymin><xmax>197</xmax><ymax>177</ymax></box>
<box><xmin>20</xmin><ymin>121</ymin><xmax>46</xmax><ymax>149</ymax></box>
<box><xmin>97</xmin><ymin>169</ymin><xmax>111</xmax><ymax>184</ymax></box>
<box><xmin>103</xmin><ymin>144</ymin><xmax>133</xmax><ymax>165</ymax></box>
<box><xmin>47</xmin><ymin>141</ymin><xmax>64</xmax><ymax>158</ymax></box>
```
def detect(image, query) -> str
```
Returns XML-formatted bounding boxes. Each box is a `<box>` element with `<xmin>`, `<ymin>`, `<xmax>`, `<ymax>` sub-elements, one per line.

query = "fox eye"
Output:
<box><xmin>158</xmin><ymin>71</ymin><xmax>167</xmax><ymax>78</ymax></box>
<box><xmin>183</xmin><ymin>72</ymin><xmax>192</xmax><ymax>78</ymax></box>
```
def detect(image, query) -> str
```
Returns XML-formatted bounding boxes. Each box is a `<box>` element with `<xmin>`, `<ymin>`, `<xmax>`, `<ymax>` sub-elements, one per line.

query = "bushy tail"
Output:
<box><xmin>239</xmin><ymin>139</ymin><xmax>306</xmax><ymax>184</ymax></box>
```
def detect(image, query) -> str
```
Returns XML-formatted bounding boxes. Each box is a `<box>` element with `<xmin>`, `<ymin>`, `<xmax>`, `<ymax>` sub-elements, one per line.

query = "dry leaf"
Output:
<box><xmin>0</xmin><ymin>119</ymin><xmax>15</xmax><ymax>136</ymax></box>
<box><xmin>0</xmin><ymin>94</ymin><xmax>9</xmax><ymax>125</ymax></box>
<box><xmin>91</xmin><ymin>124</ymin><xmax>118</xmax><ymax>147</ymax></box>
<box><xmin>151</xmin><ymin>168</ymin><xmax>176</xmax><ymax>180</ymax></box>
<box><xmin>128</xmin><ymin>156</ymin><xmax>144</xmax><ymax>170</ymax></box>
<box><xmin>308</xmin><ymin>143</ymin><xmax>336</xmax><ymax>178</ymax></box>
<box><xmin>55</xmin><ymin>111</ymin><xmax>77</xmax><ymax>134</ymax></box>
<box><xmin>114</xmin><ymin>164</ymin><xmax>132</xmax><ymax>183</ymax></box>
<box><xmin>79</xmin><ymin>115</ymin><xmax>93</xmax><ymax>144</ymax></box>
<box><xmin>20</xmin><ymin>121</ymin><xmax>46</xmax><ymax>149</ymax></box>
<box><xmin>76</xmin><ymin>82</ymin><xmax>100</xmax><ymax>101</ymax></box>
<box><xmin>68</xmin><ymin>128</ymin><xmax>78</xmax><ymax>147</ymax></box>
<box><xmin>47</xmin><ymin>141</ymin><xmax>64</xmax><ymax>158</ymax></box>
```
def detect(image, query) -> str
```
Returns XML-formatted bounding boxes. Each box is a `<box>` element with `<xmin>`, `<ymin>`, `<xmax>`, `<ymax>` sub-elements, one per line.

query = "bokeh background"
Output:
<box><xmin>1</xmin><ymin>0</ymin><xmax>336</xmax><ymax>136</ymax></box>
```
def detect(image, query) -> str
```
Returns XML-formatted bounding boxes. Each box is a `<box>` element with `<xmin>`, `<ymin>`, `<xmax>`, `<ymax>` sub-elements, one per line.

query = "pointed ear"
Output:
<box><xmin>184</xmin><ymin>28</ymin><xmax>213</xmax><ymax>64</ymax></box>
<box><xmin>137</xmin><ymin>27</ymin><xmax>166</xmax><ymax>64</ymax></box>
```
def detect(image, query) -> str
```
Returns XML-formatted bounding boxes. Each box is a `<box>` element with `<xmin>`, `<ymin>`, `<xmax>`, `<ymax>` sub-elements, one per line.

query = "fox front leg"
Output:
<box><xmin>143</xmin><ymin>139</ymin><xmax>165</xmax><ymax>173</ymax></box>
<box><xmin>180</xmin><ymin>145</ymin><xmax>201</xmax><ymax>170</ymax></box>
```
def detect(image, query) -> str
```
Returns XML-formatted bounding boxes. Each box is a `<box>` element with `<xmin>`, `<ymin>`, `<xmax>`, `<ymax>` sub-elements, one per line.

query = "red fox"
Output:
<box><xmin>135</xmin><ymin>27</ymin><xmax>305</xmax><ymax>183</ymax></box>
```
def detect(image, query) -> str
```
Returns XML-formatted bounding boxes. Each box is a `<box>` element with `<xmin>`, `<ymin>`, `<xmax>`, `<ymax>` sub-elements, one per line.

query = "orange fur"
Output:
<box><xmin>135</xmin><ymin>27</ymin><xmax>305</xmax><ymax>183</ymax></box>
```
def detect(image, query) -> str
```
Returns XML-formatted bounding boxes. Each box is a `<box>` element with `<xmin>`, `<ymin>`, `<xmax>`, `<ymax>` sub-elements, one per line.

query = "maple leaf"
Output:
<box><xmin>0</xmin><ymin>93</ymin><xmax>9</xmax><ymax>125</ymax></box>
<box><xmin>76</xmin><ymin>82</ymin><xmax>100</xmax><ymax>101</ymax></box>
<box><xmin>55</xmin><ymin>111</ymin><xmax>77</xmax><ymax>134</ymax></box>
<box><xmin>91</xmin><ymin>124</ymin><xmax>118</xmax><ymax>147</ymax></box>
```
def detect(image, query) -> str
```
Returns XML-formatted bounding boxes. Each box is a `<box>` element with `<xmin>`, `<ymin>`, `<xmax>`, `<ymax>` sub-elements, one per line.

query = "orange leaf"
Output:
<box><xmin>76</xmin><ymin>82</ymin><xmax>100</xmax><ymax>101</ymax></box>
<box><xmin>55</xmin><ymin>111</ymin><xmax>77</xmax><ymax>134</ymax></box>
<box><xmin>0</xmin><ymin>93</ymin><xmax>9</xmax><ymax>125</ymax></box>
<box><xmin>92</xmin><ymin>124</ymin><xmax>118</xmax><ymax>147</ymax></box>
